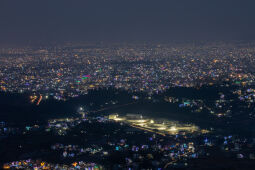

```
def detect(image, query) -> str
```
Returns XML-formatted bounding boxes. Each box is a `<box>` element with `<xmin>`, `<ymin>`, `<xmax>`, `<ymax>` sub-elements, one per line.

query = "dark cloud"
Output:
<box><xmin>0</xmin><ymin>0</ymin><xmax>255</xmax><ymax>44</ymax></box>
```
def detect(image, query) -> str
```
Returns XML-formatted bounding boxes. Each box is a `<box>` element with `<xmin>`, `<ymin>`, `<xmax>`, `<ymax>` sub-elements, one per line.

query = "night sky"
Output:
<box><xmin>1</xmin><ymin>0</ymin><xmax>255</xmax><ymax>44</ymax></box>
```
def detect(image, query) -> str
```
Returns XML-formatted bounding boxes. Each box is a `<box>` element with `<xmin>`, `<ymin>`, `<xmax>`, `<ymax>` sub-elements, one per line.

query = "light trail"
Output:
<box><xmin>130</xmin><ymin>124</ymin><xmax>166</xmax><ymax>136</ymax></box>
<box><xmin>164</xmin><ymin>160</ymin><xmax>177</xmax><ymax>169</ymax></box>
<box><xmin>30</xmin><ymin>96</ymin><xmax>37</xmax><ymax>103</ymax></box>
<box><xmin>36</xmin><ymin>95</ymin><xmax>42</xmax><ymax>105</ymax></box>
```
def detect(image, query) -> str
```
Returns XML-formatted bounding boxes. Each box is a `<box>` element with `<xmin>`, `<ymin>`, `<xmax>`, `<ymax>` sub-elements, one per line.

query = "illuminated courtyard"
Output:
<box><xmin>109</xmin><ymin>114</ymin><xmax>208</xmax><ymax>135</ymax></box>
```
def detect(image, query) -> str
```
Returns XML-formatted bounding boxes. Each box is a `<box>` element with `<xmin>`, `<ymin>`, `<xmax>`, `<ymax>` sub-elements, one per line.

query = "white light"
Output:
<box><xmin>169</xmin><ymin>126</ymin><xmax>177</xmax><ymax>131</ymax></box>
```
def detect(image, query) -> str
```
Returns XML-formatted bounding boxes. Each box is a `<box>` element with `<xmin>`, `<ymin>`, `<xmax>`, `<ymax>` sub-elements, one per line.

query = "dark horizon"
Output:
<box><xmin>1</xmin><ymin>0</ymin><xmax>255</xmax><ymax>46</ymax></box>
